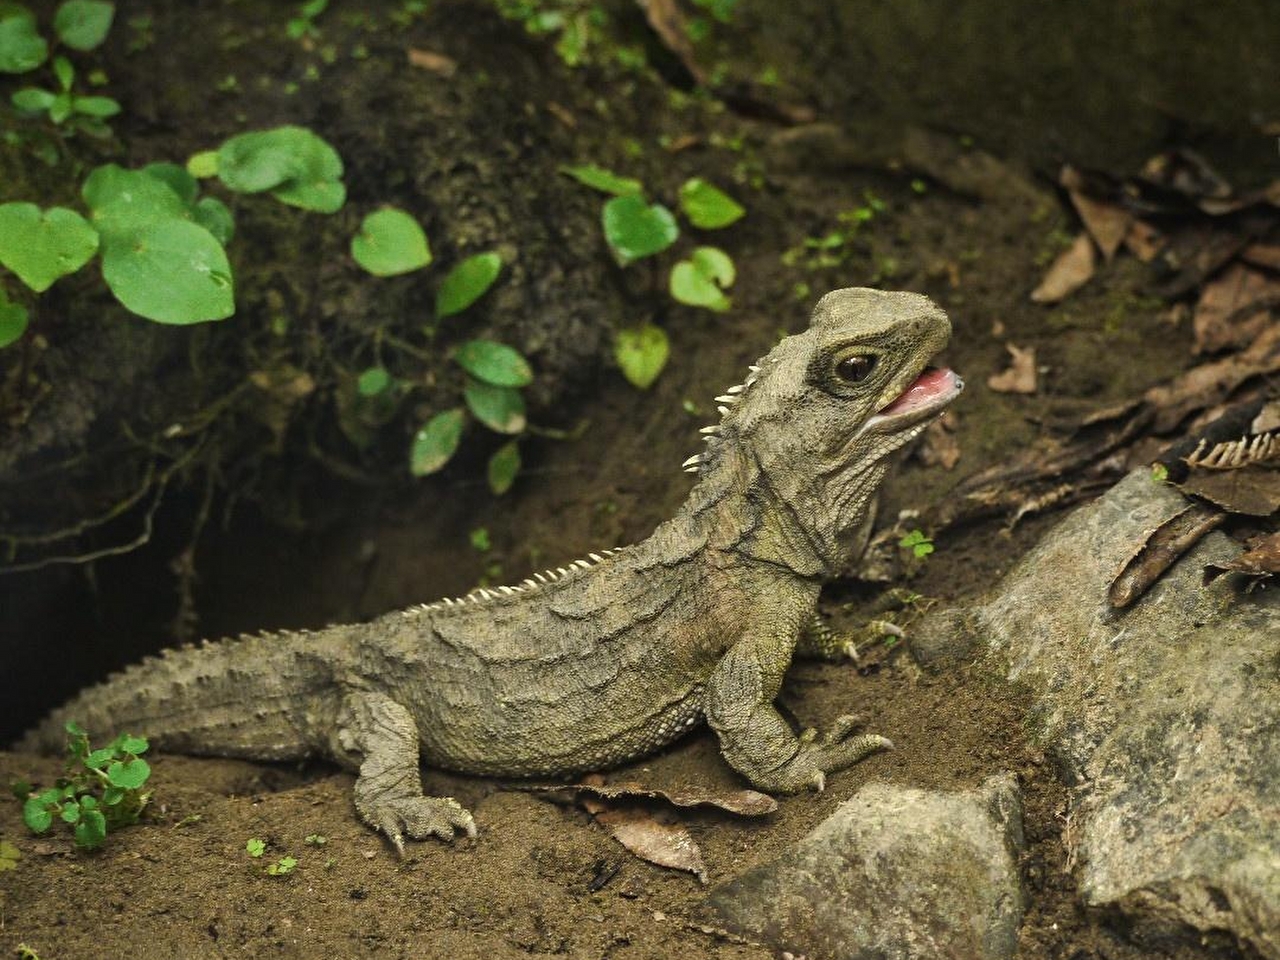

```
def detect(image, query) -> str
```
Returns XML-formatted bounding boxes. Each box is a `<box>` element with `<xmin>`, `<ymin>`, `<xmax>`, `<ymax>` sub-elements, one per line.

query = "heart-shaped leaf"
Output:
<box><xmin>614</xmin><ymin>322</ymin><xmax>669</xmax><ymax>390</ymax></box>
<box><xmin>602</xmin><ymin>194</ymin><xmax>678</xmax><ymax>266</ymax></box>
<box><xmin>217</xmin><ymin>126</ymin><xmax>344</xmax><ymax>213</ymax></box>
<box><xmin>101</xmin><ymin>219</ymin><xmax>234</xmax><ymax>324</ymax></box>
<box><xmin>410</xmin><ymin>408</ymin><xmax>465</xmax><ymax>476</ymax></box>
<box><xmin>435</xmin><ymin>251</ymin><xmax>502</xmax><ymax>319</ymax></box>
<box><xmin>465</xmin><ymin>379</ymin><xmax>526</xmax><ymax>434</ymax></box>
<box><xmin>453</xmin><ymin>339</ymin><xmax>532</xmax><ymax>387</ymax></box>
<box><xmin>83</xmin><ymin>164</ymin><xmax>190</xmax><ymax>247</ymax></box>
<box><xmin>0</xmin><ymin>203</ymin><xmax>98</xmax><ymax>292</ymax></box>
<box><xmin>351</xmin><ymin>207</ymin><xmax>431</xmax><ymax>276</ymax></box>
<box><xmin>678</xmin><ymin>178</ymin><xmax>745</xmax><ymax>229</ymax></box>
<box><xmin>670</xmin><ymin>246</ymin><xmax>735</xmax><ymax>312</ymax></box>
<box><xmin>53</xmin><ymin>1</ymin><xmax>114</xmax><ymax>51</ymax></box>
<box><xmin>0</xmin><ymin>5</ymin><xmax>48</xmax><ymax>74</ymax></box>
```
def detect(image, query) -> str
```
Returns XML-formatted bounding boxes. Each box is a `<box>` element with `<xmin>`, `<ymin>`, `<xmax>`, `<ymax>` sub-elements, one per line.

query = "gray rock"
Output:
<box><xmin>932</xmin><ymin>469</ymin><xmax>1280</xmax><ymax>957</ymax></box>
<box><xmin>707</xmin><ymin>775</ymin><xmax>1026</xmax><ymax>960</ymax></box>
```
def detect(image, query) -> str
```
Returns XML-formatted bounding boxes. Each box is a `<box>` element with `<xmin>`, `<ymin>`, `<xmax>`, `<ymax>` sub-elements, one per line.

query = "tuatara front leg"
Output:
<box><xmin>795</xmin><ymin>610</ymin><xmax>905</xmax><ymax>663</ymax></box>
<box><xmin>704</xmin><ymin>625</ymin><xmax>892</xmax><ymax>794</ymax></box>
<box><xmin>329</xmin><ymin>691</ymin><xmax>476</xmax><ymax>853</ymax></box>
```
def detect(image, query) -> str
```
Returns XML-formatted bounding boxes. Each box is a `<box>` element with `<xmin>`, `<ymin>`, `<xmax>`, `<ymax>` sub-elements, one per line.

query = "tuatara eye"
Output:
<box><xmin>835</xmin><ymin>354</ymin><xmax>876</xmax><ymax>383</ymax></box>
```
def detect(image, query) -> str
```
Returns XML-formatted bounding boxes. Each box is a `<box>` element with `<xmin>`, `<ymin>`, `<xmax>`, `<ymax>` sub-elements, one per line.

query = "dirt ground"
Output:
<box><xmin>1</xmin><ymin>1</ymin><xmax>1273</xmax><ymax>958</ymax></box>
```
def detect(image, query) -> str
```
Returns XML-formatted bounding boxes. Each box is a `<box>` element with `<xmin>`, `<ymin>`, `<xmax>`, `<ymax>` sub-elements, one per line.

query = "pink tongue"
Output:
<box><xmin>878</xmin><ymin>367</ymin><xmax>955</xmax><ymax>415</ymax></box>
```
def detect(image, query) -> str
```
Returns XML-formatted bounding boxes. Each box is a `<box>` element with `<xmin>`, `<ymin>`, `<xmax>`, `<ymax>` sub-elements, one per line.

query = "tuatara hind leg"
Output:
<box><xmin>795</xmin><ymin>609</ymin><xmax>904</xmax><ymax>663</ymax></box>
<box><xmin>704</xmin><ymin>627</ymin><xmax>892</xmax><ymax>794</ymax></box>
<box><xmin>330</xmin><ymin>691</ymin><xmax>476</xmax><ymax>853</ymax></box>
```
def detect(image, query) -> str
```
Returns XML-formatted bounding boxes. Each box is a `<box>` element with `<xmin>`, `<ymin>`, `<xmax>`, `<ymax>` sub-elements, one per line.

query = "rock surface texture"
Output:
<box><xmin>708</xmin><ymin>775</ymin><xmax>1027</xmax><ymax>960</ymax></box>
<box><xmin>919</xmin><ymin>469</ymin><xmax>1280</xmax><ymax>957</ymax></box>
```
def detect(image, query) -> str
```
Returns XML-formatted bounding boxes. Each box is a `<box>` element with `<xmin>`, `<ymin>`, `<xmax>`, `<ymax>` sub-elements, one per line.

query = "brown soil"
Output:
<box><xmin>0</xmin><ymin>1</ymin><xmax>1270</xmax><ymax>958</ymax></box>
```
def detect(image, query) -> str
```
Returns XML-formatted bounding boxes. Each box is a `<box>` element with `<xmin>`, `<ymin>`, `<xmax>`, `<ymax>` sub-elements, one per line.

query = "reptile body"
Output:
<box><xmin>20</xmin><ymin>288</ymin><xmax>962</xmax><ymax>851</ymax></box>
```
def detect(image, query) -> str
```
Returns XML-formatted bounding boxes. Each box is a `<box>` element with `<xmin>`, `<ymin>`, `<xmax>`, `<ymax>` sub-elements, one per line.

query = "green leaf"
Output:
<box><xmin>83</xmin><ymin>164</ymin><xmax>190</xmax><ymax>247</ymax></box>
<box><xmin>669</xmin><ymin>246</ymin><xmax>735</xmax><ymax>312</ymax></box>
<box><xmin>193</xmin><ymin>197</ymin><xmax>234</xmax><ymax>245</ymax></box>
<box><xmin>435</xmin><ymin>251</ymin><xmax>502</xmax><ymax>319</ymax></box>
<box><xmin>53</xmin><ymin>1</ymin><xmax>114</xmax><ymax>51</ymax></box>
<box><xmin>114</xmin><ymin>734</ymin><xmax>148</xmax><ymax>755</ymax></box>
<box><xmin>141</xmin><ymin>163</ymin><xmax>197</xmax><ymax>204</ymax></box>
<box><xmin>22</xmin><ymin>796</ymin><xmax>53</xmax><ymax>833</ymax></box>
<box><xmin>102</xmin><ymin>786</ymin><xmax>125</xmax><ymax>805</ymax></box>
<box><xmin>351</xmin><ymin>207</ymin><xmax>431</xmax><ymax>276</ymax></box>
<box><xmin>246</xmin><ymin>837</ymin><xmax>266</xmax><ymax>857</ymax></box>
<box><xmin>61</xmin><ymin>801</ymin><xmax>81</xmax><ymax>823</ymax></box>
<box><xmin>559</xmin><ymin>164</ymin><xmax>643</xmax><ymax>196</ymax></box>
<box><xmin>10</xmin><ymin>86</ymin><xmax>54</xmax><ymax>111</ymax></box>
<box><xmin>487</xmin><ymin>441</ymin><xmax>520</xmax><ymax>495</ymax></box>
<box><xmin>101</xmin><ymin>219</ymin><xmax>234</xmax><ymax>324</ymax></box>
<box><xmin>0</xmin><ymin>293</ymin><xmax>29</xmax><ymax>348</ymax></box>
<box><xmin>72</xmin><ymin>94</ymin><xmax>119</xmax><ymax>117</ymax></box>
<box><xmin>0</xmin><ymin>203</ymin><xmax>98</xmax><ymax>293</ymax></box>
<box><xmin>74</xmin><ymin>809</ymin><xmax>107</xmax><ymax>848</ymax></box>
<box><xmin>464</xmin><ymin>380</ymin><xmax>526</xmax><ymax>434</ymax></box>
<box><xmin>678</xmin><ymin>177</ymin><xmax>745</xmax><ymax>229</ymax></box>
<box><xmin>84</xmin><ymin>747</ymin><xmax>115</xmax><ymax>770</ymax></box>
<box><xmin>217</xmin><ymin>126</ymin><xmax>345</xmax><ymax>212</ymax></box>
<box><xmin>51</xmin><ymin>54</ymin><xmax>72</xmax><ymax>89</ymax></box>
<box><xmin>48</xmin><ymin>89</ymin><xmax>73</xmax><ymax>122</ymax></box>
<box><xmin>601</xmin><ymin>195</ymin><xmax>678</xmax><ymax>265</ymax></box>
<box><xmin>105</xmin><ymin>757</ymin><xmax>150</xmax><ymax>789</ymax></box>
<box><xmin>613</xmin><ymin>322</ymin><xmax>669</xmax><ymax>390</ymax></box>
<box><xmin>410</xmin><ymin>408</ymin><xmax>465</xmax><ymax>476</ymax></box>
<box><xmin>356</xmin><ymin>366</ymin><xmax>391</xmax><ymax>396</ymax></box>
<box><xmin>0</xmin><ymin>4</ymin><xmax>47</xmax><ymax>74</ymax></box>
<box><xmin>186</xmin><ymin>150</ymin><xmax>219</xmax><ymax>179</ymax></box>
<box><xmin>453</xmin><ymin>339</ymin><xmax>532</xmax><ymax>387</ymax></box>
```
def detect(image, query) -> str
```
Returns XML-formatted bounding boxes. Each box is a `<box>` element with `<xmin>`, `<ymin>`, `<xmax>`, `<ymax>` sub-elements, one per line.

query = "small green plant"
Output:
<box><xmin>286</xmin><ymin>0</ymin><xmax>328</xmax><ymax>40</ymax></box>
<box><xmin>1150</xmin><ymin>462</ymin><xmax>1169</xmax><ymax>483</ymax></box>
<box><xmin>781</xmin><ymin>192</ymin><xmax>887</xmax><ymax>272</ymax></box>
<box><xmin>562</xmin><ymin>163</ymin><xmax>746</xmax><ymax>388</ymax></box>
<box><xmin>351</xmin><ymin>207</ymin><xmax>432</xmax><ymax>276</ymax></box>
<box><xmin>267</xmin><ymin>855</ymin><xmax>298</xmax><ymax>876</ymax></box>
<box><xmin>246</xmin><ymin>837</ymin><xmax>266</xmax><ymax>857</ymax></box>
<box><xmin>898</xmin><ymin>529</ymin><xmax>935</xmax><ymax>559</ymax></box>
<box><xmin>17</xmin><ymin>722</ymin><xmax>151</xmax><ymax>849</ymax></box>
<box><xmin>14</xmin><ymin>945</ymin><xmax>41</xmax><ymax>960</ymax></box>
<box><xmin>304</xmin><ymin>833</ymin><xmax>327</xmax><ymax>846</ymax></box>
<box><xmin>11</xmin><ymin>54</ymin><xmax>119</xmax><ymax>131</ymax></box>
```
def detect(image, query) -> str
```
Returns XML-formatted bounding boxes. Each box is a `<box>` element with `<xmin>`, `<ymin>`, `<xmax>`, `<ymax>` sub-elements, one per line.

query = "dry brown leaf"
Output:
<box><xmin>918</xmin><ymin>415</ymin><xmax>961</xmax><ymax>470</ymax></box>
<box><xmin>1123</xmin><ymin>219</ymin><xmax>1164</xmax><ymax>261</ymax></box>
<box><xmin>1241</xmin><ymin>243</ymin><xmax>1280</xmax><ymax>272</ymax></box>
<box><xmin>1108</xmin><ymin>504</ymin><xmax>1225</xmax><ymax>608</ymax></box>
<box><xmin>1179</xmin><ymin>467</ymin><xmax>1280</xmax><ymax>517</ymax></box>
<box><xmin>407</xmin><ymin>48</ymin><xmax>457</xmax><ymax>77</ymax></box>
<box><xmin>1031</xmin><ymin>234</ymin><xmax>1095</xmax><ymax>303</ymax></box>
<box><xmin>636</xmin><ymin>0</ymin><xmax>706</xmax><ymax>84</ymax></box>
<box><xmin>987</xmin><ymin>343</ymin><xmax>1037</xmax><ymax>394</ymax></box>
<box><xmin>1068</xmin><ymin>190</ymin><xmax>1131</xmax><ymax>261</ymax></box>
<box><xmin>541</xmin><ymin>780</ymin><xmax>777</xmax><ymax>816</ymax></box>
<box><xmin>1192</xmin><ymin>263</ymin><xmax>1280</xmax><ymax>354</ymax></box>
<box><xmin>1145</xmin><ymin>323</ymin><xmax>1280</xmax><ymax>432</ymax></box>
<box><xmin>594</xmin><ymin>808</ymin><xmax>707</xmax><ymax>882</ymax></box>
<box><xmin>545</xmin><ymin>101</ymin><xmax>576</xmax><ymax>129</ymax></box>
<box><xmin>1204</xmin><ymin>530</ymin><xmax>1280</xmax><ymax>584</ymax></box>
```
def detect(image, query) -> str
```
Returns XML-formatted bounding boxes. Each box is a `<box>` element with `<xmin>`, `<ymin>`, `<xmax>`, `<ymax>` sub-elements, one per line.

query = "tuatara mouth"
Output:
<box><xmin>867</xmin><ymin>366</ymin><xmax>964</xmax><ymax>430</ymax></box>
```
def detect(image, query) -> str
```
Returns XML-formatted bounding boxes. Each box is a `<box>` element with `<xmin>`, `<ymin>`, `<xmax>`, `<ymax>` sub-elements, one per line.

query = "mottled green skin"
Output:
<box><xmin>21</xmin><ymin>288</ymin><xmax>959</xmax><ymax>851</ymax></box>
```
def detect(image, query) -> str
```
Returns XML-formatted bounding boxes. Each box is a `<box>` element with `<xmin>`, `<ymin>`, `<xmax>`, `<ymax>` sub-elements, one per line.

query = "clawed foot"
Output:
<box><xmin>763</xmin><ymin>714</ymin><xmax>893</xmax><ymax>793</ymax></box>
<box><xmin>364</xmin><ymin>796</ymin><xmax>476</xmax><ymax>855</ymax></box>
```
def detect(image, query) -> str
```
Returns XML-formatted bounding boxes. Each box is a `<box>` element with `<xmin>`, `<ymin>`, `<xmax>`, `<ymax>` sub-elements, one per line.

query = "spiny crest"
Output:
<box><xmin>681</xmin><ymin>355</ymin><xmax>782</xmax><ymax>474</ymax></box>
<box><xmin>1184</xmin><ymin>430</ymin><xmax>1277</xmax><ymax>470</ymax></box>
<box><xmin>405</xmin><ymin>548</ymin><xmax>625</xmax><ymax>615</ymax></box>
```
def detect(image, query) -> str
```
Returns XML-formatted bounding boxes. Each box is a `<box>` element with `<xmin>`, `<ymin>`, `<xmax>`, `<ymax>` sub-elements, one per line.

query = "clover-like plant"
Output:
<box><xmin>16</xmin><ymin>722</ymin><xmax>152</xmax><ymax>849</ymax></box>
<box><xmin>562</xmin><ymin>163</ymin><xmax>746</xmax><ymax>388</ymax></box>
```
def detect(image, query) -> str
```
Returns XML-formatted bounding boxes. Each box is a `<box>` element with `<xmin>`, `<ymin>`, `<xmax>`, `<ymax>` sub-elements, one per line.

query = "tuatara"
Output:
<box><xmin>20</xmin><ymin>287</ymin><xmax>962</xmax><ymax>852</ymax></box>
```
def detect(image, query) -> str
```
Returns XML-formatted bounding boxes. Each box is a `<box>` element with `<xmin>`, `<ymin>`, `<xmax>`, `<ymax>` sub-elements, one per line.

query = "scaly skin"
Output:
<box><xmin>19</xmin><ymin>288</ymin><xmax>963</xmax><ymax>853</ymax></box>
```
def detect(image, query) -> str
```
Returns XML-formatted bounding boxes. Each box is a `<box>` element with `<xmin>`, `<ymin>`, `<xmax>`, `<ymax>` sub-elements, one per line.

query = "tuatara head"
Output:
<box><xmin>690</xmin><ymin>287</ymin><xmax>962</xmax><ymax>575</ymax></box>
